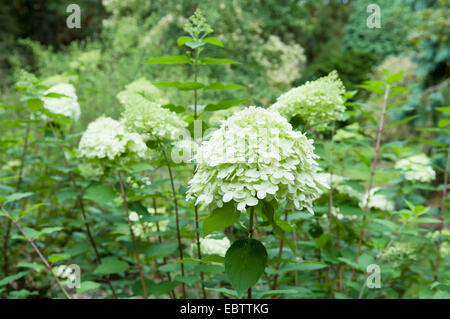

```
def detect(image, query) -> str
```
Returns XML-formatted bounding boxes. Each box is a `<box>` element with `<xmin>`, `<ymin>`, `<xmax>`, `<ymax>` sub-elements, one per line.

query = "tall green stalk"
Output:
<box><xmin>161</xmin><ymin>147</ymin><xmax>186</xmax><ymax>299</ymax></box>
<box><xmin>350</xmin><ymin>84</ymin><xmax>391</xmax><ymax>284</ymax></box>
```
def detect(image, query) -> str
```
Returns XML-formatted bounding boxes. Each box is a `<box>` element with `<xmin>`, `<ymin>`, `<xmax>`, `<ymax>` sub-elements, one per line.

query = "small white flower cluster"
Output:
<box><xmin>269</xmin><ymin>71</ymin><xmax>345</xmax><ymax>127</ymax></box>
<box><xmin>359</xmin><ymin>187</ymin><xmax>395</xmax><ymax>212</ymax></box>
<box><xmin>52</xmin><ymin>265</ymin><xmax>77</xmax><ymax>282</ymax></box>
<box><xmin>42</xmin><ymin>83</ymin><xmax>81</xmax><ymax>121</ymax></box>
<box><xmin>77</xmin><ymin>117</ymin><xmax>156</xmax><ymax>175</ymax></box>
<box><xmin>187</xmin><ymin>106</ymin><xmax>328</xmax><ymax>213</ymax></box>
<box><xmin>395</xmin><ymin>153</ymin><xmax>436</xmax><ymax>183</ymax></box>
<box><xmin>118</xmin><ymin>78</ymin><xmax>187</xmax><ymax>141</ymax></box>
<box><xmin>190</xmin><ymin>235</ymin><xmax>231</xmax><ymax>257</ymax></box>
<box><xmin>378</xmin><ymin>242</ymin><xmax>416</xmax><ymax>265</ymax></box>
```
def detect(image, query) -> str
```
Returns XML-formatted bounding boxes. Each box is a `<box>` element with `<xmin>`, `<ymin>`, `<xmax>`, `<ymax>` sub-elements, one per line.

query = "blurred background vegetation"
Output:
<box><xmin>1</xmin><ymin>0</ymin><xmax>448</xmax><ymax>129</ymax></box>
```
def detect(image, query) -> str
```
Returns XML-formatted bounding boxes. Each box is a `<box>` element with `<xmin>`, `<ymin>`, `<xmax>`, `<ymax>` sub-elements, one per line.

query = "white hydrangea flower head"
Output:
<box><xmin>395</xmin><ymin>153</ymin><xmax>436</xmax><ymax>183</ymax></box>
<box><xmin>77</xmin><ymin>117</ymin><xmax>155</xmax><ymax>164</ymax></box>
<box><xmin>118</xmin><ymin>79</ymin><xmax>187</xmax><ymax>141</ymax></box>
<box><xmin>316</xmin><ymin>173</ymin><xmax>362</xmax><ymax>200</ymax></box>
<box><xmin>187</xmin><ymin>106</ymin><xmax>329</xmax><ymax>213</ymax></box>
<box><xmin>359</xmin><ymin>187</ymin><xmax>395</xmax><ymax>211</ymax></box>
<box><xmin>42</xmin><ymin>83</ymin><xmax>81</xmax><ymax>121</ymax></box>
<box><xmin>191</xmin><ymin>235</ymin><xmax>231</xmax><ymax>257</ymax></box>
<box><xmin>269</xmin><ymin>71</ymin><xmax>345</xmax><ymax>127</ymax></box>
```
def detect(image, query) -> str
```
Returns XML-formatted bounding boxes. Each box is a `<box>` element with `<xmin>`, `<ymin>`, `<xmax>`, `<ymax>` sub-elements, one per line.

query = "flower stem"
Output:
<box><xmin>327</xmin><ymin>123</ymin><xmax>343</xmax><ymax>294</ymax></box>
<box><xmin>248</xmin><ymin>206</ymin><xmax>255</xmax><ymax>299</ymax></box>
<box><xmin>161</xmin><ymin>148</ymin><xmax>186</xmax><ymax>299</ymax></box>
<box><xmin>271</xmin><ymin>209</ymin><xmax>289</xmax><ymax>291</ymax></box>
<box><xmin>192</xmin><ymin>50</ymin><xmax>207</xmax><ymax>299</ymax></box>
<box><xmin>152</xmin><ymin>197</ymin><xmax>176</xmax><ymax>299</ymax></box>
<box><xmin>351</xmin><ymin>84</ymin><xmax>390</xmax><ymax>284</ymax></box>
<box><xmin>118</xmin><ymin>171</ymin><xmax>148</xmax><ymax>299</ymax></box>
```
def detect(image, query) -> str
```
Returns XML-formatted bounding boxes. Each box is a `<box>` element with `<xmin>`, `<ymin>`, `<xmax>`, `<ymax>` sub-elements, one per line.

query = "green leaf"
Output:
<box><xmin>205</xmin><ymin>287</ymin><xmax>238</xmax><ymax>298</ymax></box>
<box><xmin>44</xmin><ymin>92</ymin><xmax>69</xmax><ymax>98</ymax></box>
<box><xmin>225</xmin><ymin>238</ymin><xmax>267</xmax><ymax>296</ymax></box>
<box><xmin>127</xmin><ymin>162</ymin><xmax>154</xmax><ymax>172</ymax></box>
<box><xmin>144</xmin><ymin>56</ymin><xmax>192</xmax><ymax>64</ymax></box>
<box><xmin>202</xmin><ymin>37</ymin><xmax>224</xmax><ymax>47</ymax></box>
<box><xmin>0</xmin><ymin>271</ymin><xmax>29</xmax><ymax>287</ymax></box>
<box><xmin>412</xmin><ymin>138</ymin><xmax>446</xmax><ymax>148</ymax></box>
<box><xmin>261</xmin><ymin>201</ymin><xmax>296</xmax><ymax>253</ymax></box>
<box><xmin>436</xmin><ymin>106</ymin><xmax>450</xmax><ymax>115</ymax></box>
<box><xmin>145</xmin><ymin>243</ymin><xmax>178</xmax><ymax>259</ymax></box>
<box><xmin>155</xmin><ymin>81</ymin><xmax>204</xmax><ymax>91</ymax></box>
<box><xmin>20</xmin><ymin>227</ymin><xmax>40</xmax><ymax>240</ymax></box>
<box><xmin>27</xmin><ymin>98</ymin><xmax>43</xmax><ymax>112</ymax></box>
<box><xmin>48</xmin><ymin>253</ymin><xmax>70</xmax><ymax>263</ymax></box>
<box><xmin>160</xmin><ymin>104</ymin><xmax>185</xmax><ymax>113</ymax></box>
<box><xmin>199</xmin><ymin>57</ymin><xmax>239</xmax><ymax>65</ymax></box>
<box><xmin>132</xmin><ymin>278</ymin><xmax>180</xmax><ymax>297</ymax></box>
<box><xmin>203</xmin><ymin>82</ymin><xmax>246</xmax><ymax>91</ymax></box>
<box><xmin>5</xmin><ymin>192</ymin><xmax>33</xmax><ymax>204</ymax></box>
<box><xmin>438</xmin><ymin>118</ymin><xmax>450</xmax><ymax>127</ymax></box>
<box><xmin>204</xmin><ymin>99</ymin><xmax>248</xmax><ymax>112</ymax></box>
<box><xmin>359</xmin><ymin>83</ymin><xmax>384</xmax><ymax>96</ymax></box>
<box><xmin>202</xmin><ymin>203</ymin><xmax>240</xmax><ymax>236</ymax></box>
<box><xmin>266</xmin><ymin>262</ymin><xmax>327</xmax><ymax>274</ymax></box>
<box><xmin>77</xmin><ymin>281</ymin><xmax>101</xmax><ymax>294</ymax></box>
<box><xmin>185</xmin><ymin>41</ymin><xmax>205</xmax><ymax>49</ymax></box>
<box><xmin>201</xmin><ymin>255</ymin><xmax>225</xmax><ymax>264</ymax></box>
<box><xmin>174</xmin><ymin>274</ymin><xmax>198</xmax><ymax>286</ymax></box>
<box><xmin>94</xmin><ymin>259</ymin><xmax>129</xmax><ymax>275</ymax></box>
<box><xmin>387</xmin><ymin>115</ymin><xmax>417</xmax><ymax>128</ymax></box>
<box><xmin>177</xmin><ymin>36</ymin><xmax>192</xmax><ymax>47</ymax></box>
<box><xmin>340</xmin><ymin>206</ymin><xmax>364</xmax><ymax>216</ymax></box>
<box><xmin>84</xmin><ymin>184</ymin><xmax>117</xmax><ymax>205</ymax></box>
<box><xmin>353</xmin><ymin>149</ymin><xmax>371</xmax><ymax>167</ymax></box>
<box><xmin>16</xmin><ymin>262</ymin><xmax>45</xmax><ymax>271</ymax></box>
<box><xmin>0</xmin><ymin>104</ymin><xmax>24</xmax><ymax>110</ymax></box>
<box><xmin>360</xmin><ymin>110</ymin><xmax>377</xmax><ymax>125</ymax></box>
<box><xmin>386</xmin><ymin>72</ymin><xmax>404</xmax><ymax>84</ymax></box>
<box><xmin>316</xmin><ymin>233</ymin><xmax>330</xmax><ymax>248</ymax></box>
